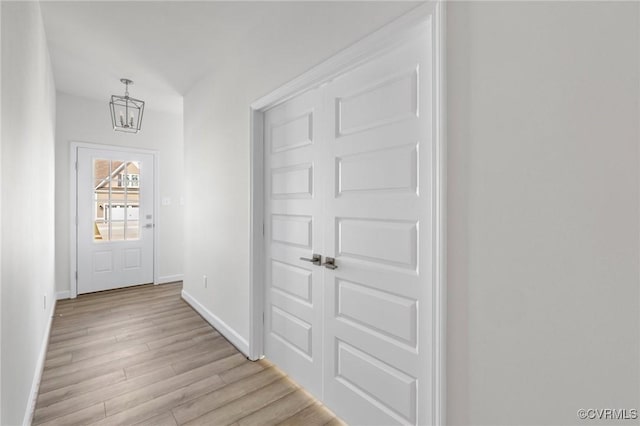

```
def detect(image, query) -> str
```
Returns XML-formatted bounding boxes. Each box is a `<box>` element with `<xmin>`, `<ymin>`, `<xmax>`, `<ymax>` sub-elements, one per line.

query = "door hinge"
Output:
<box><xmin>262</xmin><ymin>223</ymin><xmax>265</xmax><ymax>236</ymax></box>
<box><xmin>75</xmin><ymin>271</ymin><xmax>78</xmax><ymax>280</ymax></box>
<box><xmin>262</xmin><ymin>312</ymin><xmax>265</xmax><ymax>324</ymax></box>
<box><xmin>75</xmin><ymin>161</ymin><xmax>78</xmax><ymax>171</ymax></box>
<box><xmin>75</xmin><ymin>216</ymin><xmax>78</xmax><ymax>226</ymax></box>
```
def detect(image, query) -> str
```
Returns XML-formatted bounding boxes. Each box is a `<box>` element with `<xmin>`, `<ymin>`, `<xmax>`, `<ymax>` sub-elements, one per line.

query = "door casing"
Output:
<box><xmin>69</xmin><ymin>141</ymin><xmax>160</xmax><ymax>298</ymax></box>
<box><xmin>248</xmin><ymin>2</ymin><xmax>446</xmax><ymax>424</ymax></box>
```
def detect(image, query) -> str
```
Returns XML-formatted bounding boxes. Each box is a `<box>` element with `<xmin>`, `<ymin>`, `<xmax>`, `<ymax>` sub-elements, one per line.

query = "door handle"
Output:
<box><xmin>144</xmin><ymin>224</ymin><xmax>154</xmax><ymax>229</ymax></box>
<box><xmin>322</xmin><ymin>257</ymin><xmax>337</xmax><ymax>270</ymax></box>
<box><xmin>299</xmin><ymin>254</ymin><xmax>321</xmax><ymax>266</ymax></box>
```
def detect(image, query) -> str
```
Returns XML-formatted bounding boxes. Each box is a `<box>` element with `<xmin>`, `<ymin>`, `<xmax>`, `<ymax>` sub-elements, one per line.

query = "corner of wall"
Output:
<box><xmin>181</xmin><ymin>287</ymin><xmax>250</xmax><ymax>357</ymax></box>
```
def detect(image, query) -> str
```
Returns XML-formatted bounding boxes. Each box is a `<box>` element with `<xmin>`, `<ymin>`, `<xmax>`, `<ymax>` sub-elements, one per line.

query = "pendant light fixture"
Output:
<box><xmin>109</xmin><ymin>78</ymin><xmax>145</xmax><ymax>133</ymax></box>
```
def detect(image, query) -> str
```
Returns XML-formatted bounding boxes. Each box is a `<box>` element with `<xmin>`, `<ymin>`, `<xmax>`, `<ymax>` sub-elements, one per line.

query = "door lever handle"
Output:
<box><xmin>322</xmin><ymin>257</ymin><xmax>338</xmax><ymax>270</ymax></box>
<box><xmin>300</xmin><ymin>254</ymin><xmax>321</xmax><ymax>266</ymax></box>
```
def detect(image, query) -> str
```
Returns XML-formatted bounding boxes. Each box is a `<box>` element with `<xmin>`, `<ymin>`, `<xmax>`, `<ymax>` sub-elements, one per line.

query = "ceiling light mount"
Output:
<box><xmin>109</xmin><ymin>78</ymin><xmax>145</xmax><ymax>133</ymax></box>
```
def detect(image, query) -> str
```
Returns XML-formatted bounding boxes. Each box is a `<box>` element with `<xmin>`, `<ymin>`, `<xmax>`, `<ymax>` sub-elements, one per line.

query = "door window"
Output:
<box><xmin>93</xmin><ymin>159</ymin><xmax>141</xmax><ymax>241</ymax></box>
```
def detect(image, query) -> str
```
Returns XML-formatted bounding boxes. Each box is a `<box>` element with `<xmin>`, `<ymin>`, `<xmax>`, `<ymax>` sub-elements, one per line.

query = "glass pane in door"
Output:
<box><xmin>93</xmin><ymin>159</ymin><xmax>142</xmax><ymax>241</ymax></box>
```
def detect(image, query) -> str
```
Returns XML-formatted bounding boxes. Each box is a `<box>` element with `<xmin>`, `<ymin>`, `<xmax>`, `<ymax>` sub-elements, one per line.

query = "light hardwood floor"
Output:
<box><xmin>33</xmin><ymin>282</ymin><xmax>343</xmax><ymax>426</ymax></box>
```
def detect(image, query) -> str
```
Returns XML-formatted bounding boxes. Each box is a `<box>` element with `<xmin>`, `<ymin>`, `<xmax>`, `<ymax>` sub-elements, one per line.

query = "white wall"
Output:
<box><xmin>55</xmin><ymin>92</ymin><xmax>184</xmax><ymax>296</ymax></box>
<box><xmin>1</xmin><ymin>2</ymin><xmax>57</xmax><ymax>425</ymax></box>
<box><xmin>447</xmin><ymin>2</ymin><xmax>640</xmax><ymax>425</ymax></box>
<box><xmin>183</xmin><ymin>2</ymin><xmax>418</xmax><ymax>349</ymax></box>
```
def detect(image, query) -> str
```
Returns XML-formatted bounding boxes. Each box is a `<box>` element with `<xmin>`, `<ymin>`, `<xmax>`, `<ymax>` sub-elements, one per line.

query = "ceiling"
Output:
<box><xmin>40</xmin><ymin>1</ymin><xmax>419</xmax><ymax>113</ymax></box>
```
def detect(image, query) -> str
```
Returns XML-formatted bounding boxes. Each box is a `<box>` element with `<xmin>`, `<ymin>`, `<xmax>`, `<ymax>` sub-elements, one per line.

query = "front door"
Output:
<box><xmin>76</xmin><ymin>147</ymin><xmax>155</xmax><ymax>294</ymax></box>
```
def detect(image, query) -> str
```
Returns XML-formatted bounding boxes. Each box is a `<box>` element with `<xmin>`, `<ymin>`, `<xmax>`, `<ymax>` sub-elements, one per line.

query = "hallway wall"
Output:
<box><xmin>446</xmin><ymin>2</ymin><xmax>640</xmax><ymax>424</ymax></box>
<box><xmin>1</xmin><ymin>2</ymin><xmax>57</xmax><ymax>424</ymax></box>
<box><xmin>55</xmin><ymin>93</ymin><xmax>184</xmax><ymax>297</ymax></box>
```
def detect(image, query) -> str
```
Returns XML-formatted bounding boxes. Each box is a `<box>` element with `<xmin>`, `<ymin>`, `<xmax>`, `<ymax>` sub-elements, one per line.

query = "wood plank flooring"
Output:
<box><xmin>34</xmin><ymin>282</ymin><xmax>343</xmax><ymax>426</ymax></box>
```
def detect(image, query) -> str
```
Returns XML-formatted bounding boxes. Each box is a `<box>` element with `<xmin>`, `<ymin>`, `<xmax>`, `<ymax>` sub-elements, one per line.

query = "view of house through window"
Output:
<box><xmin>93</xmin><ymin>159</ymin><xmax>141</xmax><ymax>241</ymax></box>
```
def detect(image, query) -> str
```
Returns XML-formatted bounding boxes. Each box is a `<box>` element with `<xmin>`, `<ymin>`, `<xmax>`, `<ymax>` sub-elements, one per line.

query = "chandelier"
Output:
<box><xmin>109</xmin><ymin>78</ymin><xmax>145</xmax><ymax>133</ymax></box>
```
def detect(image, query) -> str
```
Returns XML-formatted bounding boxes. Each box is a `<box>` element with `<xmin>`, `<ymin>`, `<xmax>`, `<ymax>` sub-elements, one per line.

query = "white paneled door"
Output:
<box><xmin>264</xmin><ymin>27</ymin><xmax>435</xmax><ymax>426</ymax></box>
<box><xmin>264</xmin><ymin>88</ymin><xmax>325</xmax><ymax>397</ymax></box>
<box><xmin>76</xmin><ymin>147</ymin><xmax>155</xmax><ymax>294</ymax></box>
<box><xmin>322</xmin><ymin>33</ymin><xmax>433</xmax><ymax>426</ymax></box>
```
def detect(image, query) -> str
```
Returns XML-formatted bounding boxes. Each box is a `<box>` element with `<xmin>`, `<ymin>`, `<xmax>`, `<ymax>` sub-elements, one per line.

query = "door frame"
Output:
<box><xmin>69</xmin><ymin>141</ymin><xmax>160</xmax><ymax>298</ymax></box>
<box><xmin>248</xmin><ymin>1</ymin><xmax>446</xmax><ymax>423</ymax></box>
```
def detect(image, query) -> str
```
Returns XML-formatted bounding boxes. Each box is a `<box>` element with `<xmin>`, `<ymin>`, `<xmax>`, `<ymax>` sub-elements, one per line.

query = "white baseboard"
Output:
<box><xmin>56</xmin><ymin>290</ymin><xmax>70</xmax><ymax>300</ymax></box>
<box><xmin>181</xmin><ymin>289</ymin><xmax>250</xmax><ymax>357</ymax></box>
<box><xmin>22</xmin><ymin>299</ymin><xmax>56</xmax><ymax>426</ymax></box>
<box><xmin>156</xmin><ymin>274</ymin><xmax>184</xmax><ymax>285</ymax></box>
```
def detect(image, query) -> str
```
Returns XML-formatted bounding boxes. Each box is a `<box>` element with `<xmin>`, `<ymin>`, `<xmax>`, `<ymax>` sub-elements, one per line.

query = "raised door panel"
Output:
<box><xmin>93</xmin><ymin>251</ymin><xmax>113</xmax><ymax>273</ymax></box>
<box><xmin>336</xmin><ymin>143</ymin><xmax>418</xmax><ymax>196</ymax></box>
<box><xmin>271</xmin><ymin>112</ymin><xmax>313</xmax><ymax>153</ymax></box>
<box><xmin>271</xmin><ymin>307</ymin><xmax>313</xmax><ymax>357</ymax></box>
<box><xmin>272</xmin><ymin>215</ymin><xmax>313</xmax><ymax>248</ymax></box>
<box><xmin>337</xmin><ymin>218</ymin><xmax>418</xmax><ymax>270</ymax></box>
<box><xmin>271</xmin><ymin>164</ymin><xmax>313</xmax><ymax>198</ymax></box>
<box><xmin>337</xmin><ymin>68</ymin><xmax>418</xmax><ymax>136</ymax></box>
<box><xmin>271</xmin><ymin>260</ymin><xmax>313</xmax><ymax>304</ymax></box>
<box><xmin>123</xmin><ymin>248</ymin><xmax>142</xmax><ymax>270</ymax></box>
<box><xmin>336</xmin><ymin>340</ymin><xmax>417</xmax><ymax>423</ymax></box>
<box><xmin>336</xmin><ymin>279</ymin><xmax>417</xmax><ymax>347</ymax></box>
